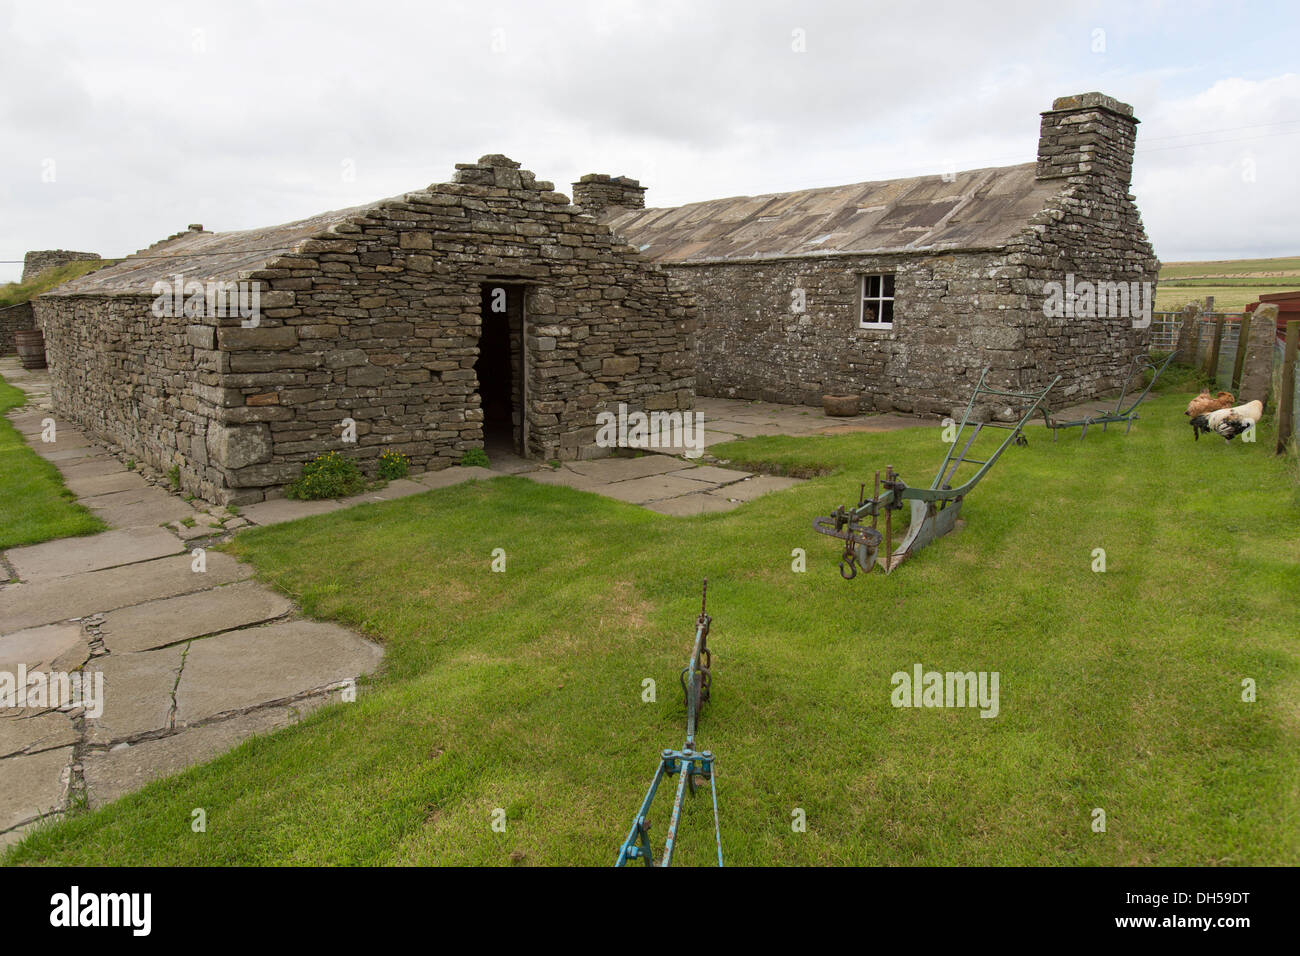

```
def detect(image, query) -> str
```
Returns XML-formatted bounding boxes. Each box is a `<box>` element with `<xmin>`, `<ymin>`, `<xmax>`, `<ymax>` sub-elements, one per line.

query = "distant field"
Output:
<box><xmin>1156</xmin><ymin>255</ymin><xmax>1300</xmax><ymax>312</ymax></box>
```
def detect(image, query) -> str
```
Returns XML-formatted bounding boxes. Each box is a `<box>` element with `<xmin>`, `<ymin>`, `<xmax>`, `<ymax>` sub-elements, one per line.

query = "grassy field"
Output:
<box><xmin>0</xmin><ymin>260</ymin><xmax>112</xmax><ymax>309</ymax></box>
<box><xmin>5</xmin><ymin>387</ymin><xmax>1298</xmax><ymax>866</ymax></box>
<box><xmin>0</xmin><ymin>375</ymin><xmax>105</xmax><ymax>552</ymax></box>
<box><xmin>1156</xmin><ymin>255</ymin><xmax>1300</xmax><ymax>311</ymax></box>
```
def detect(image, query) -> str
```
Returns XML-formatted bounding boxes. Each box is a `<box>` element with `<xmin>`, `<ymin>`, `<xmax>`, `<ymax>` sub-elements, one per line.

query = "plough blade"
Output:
<box><xmin>886</xmin><ymin>497</ymin><xmax>964</xmax><ymax>572</ymax></box>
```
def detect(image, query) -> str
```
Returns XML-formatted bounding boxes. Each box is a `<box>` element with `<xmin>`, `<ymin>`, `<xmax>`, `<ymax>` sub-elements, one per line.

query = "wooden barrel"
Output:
<box><xmin>14</xmin><ymin>329</ymin><xmax>47</xmax><ymax>370</ymax></box>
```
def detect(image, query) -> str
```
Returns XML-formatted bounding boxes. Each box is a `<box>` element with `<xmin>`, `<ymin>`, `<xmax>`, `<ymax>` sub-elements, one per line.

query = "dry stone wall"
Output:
<box><xmin>34</xmin><ymin>293</ymin><xmax>224</xmax><ymax>496</ymax></box>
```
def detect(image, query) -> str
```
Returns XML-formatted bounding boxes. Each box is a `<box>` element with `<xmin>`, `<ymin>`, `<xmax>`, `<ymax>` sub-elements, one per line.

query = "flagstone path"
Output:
<box><xmin>0</xmin><ymin>357</ymin><xmax>930</xmax><ymax>849</ymax></box>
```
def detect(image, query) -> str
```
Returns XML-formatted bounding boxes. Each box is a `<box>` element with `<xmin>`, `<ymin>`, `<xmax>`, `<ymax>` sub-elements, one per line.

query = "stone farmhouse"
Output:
<box><xmin>33</xmin><ymin>92</ymin><xmax>1155</xmax><ymax>504</ymax></box>
<box><xmin>589</xmin><ymin>92</ymin><xmax>1158</xmax><ymax>415</ymax></box>
<box><xmin>35</xmin><ymin>155</ymin><xmax>697</xmax><ymax>504</ymax></box>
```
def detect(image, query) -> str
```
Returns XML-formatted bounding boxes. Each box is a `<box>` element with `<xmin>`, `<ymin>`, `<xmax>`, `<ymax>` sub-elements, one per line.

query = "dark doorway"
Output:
<box><xmin>476</xmin><ymin>283</ymin><xmax>525</xmax><ymax>457</ymax></box>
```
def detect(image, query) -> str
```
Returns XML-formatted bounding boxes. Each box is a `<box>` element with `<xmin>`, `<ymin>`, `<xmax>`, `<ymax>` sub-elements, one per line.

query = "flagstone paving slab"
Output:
<box><xmin>83</xmin><ymin>707</ymin><xmax>298</xmax><ymax>807</ymax></box>
<box><xmin>64</xmin><ymin>471</ymin><xmax>151</xmax><ymax>498</ymax></box>
<box><xmin>565</xmin><ymin>456</ymin><xmax>688</xmax><ymax>482</ymax></box>
<box><xmin>55</xmin><ymin>457</ymin><xmax>128</xmax><ymax>480</ymax></box>
<box><xmin>598</xmin><ymin>474</ymin><xmax>715</xmax><ymax>504</ymax></box>
<box><xmin>0</xmin><ymin>822</ymin><xmax>38</xmax><ymax>850</ymax></box>
<box><xmin>84</xmin><ymin>646</ymin><xmax>186</xmax><ymax>746</ymax></box>
<box><xmin>99</xmin><ymin>580</ymin><xmax>294</xmax><ymax>655</ymax></box>
<box><xmin>707</xmin><ymin>475</ymin><xmax>804</xmax><ymax>501</ymax></box>
<box><xmin>519</xmin><ymin>469</ymin><xmax>611</xmax><ymax>492</ymax></box>
<box><xmin>0</xmin><ymin>746</ymin><xmax>72</xmax><ymax>832</ymax></box>
<box><xmin>0</xmin><ymin>623</ymin><xmax>86</xmax><ymax>673</ymax></box>
<box><xmin>174</xmin><ymin>621</ymin><xmax>382</xmax><ymax>725</ymax></box>
<box><xmin>0</xmin><ymin>711</ymin><xmax>79</xmax><ymax>759</ymax></box>
<box><xmin>6</xmin><ymin>526</ymin><xmax>184</xmax><ymax>581</ymax></box>
<box><xmin>414</xmin><ymin>465</ymin><xmax>497</xmax><ymax>488</ymax></box>
<box><xmin>238</xmin><ymin>496</ymin><xmax>344</xmax><ymax>527</ymax></box>
<box><xmin>0</xmin><ymin>552</ymin><xmax>254</xmax><ymax>634</ymax></box>
<box><xmin>34</xmin><ymin>445</ymin><xmax>101</xmax><ymax>463</ymax></box>
<box><xmin>646</xmin><ymin>493</ymin><xmax>741</xmax><ymax>516</ymax></box>
<box><xmin>33</xmin><ymin>433</ymin><xmax>92</xmax><ymax>454</ymax></box>
<box><xmin>666</xmin><ymin>465</ymin><xmax>754</xmax><ymax>484</ymax></box>
<box><xmin>83</xmin><ymin>487</ymin><xmax>197</xmax><ymax>528</ymax></box>
<box><xmin>341</xmin><ymin>478</ymin><xmax>430</xmax><ymax>504</ymax></box>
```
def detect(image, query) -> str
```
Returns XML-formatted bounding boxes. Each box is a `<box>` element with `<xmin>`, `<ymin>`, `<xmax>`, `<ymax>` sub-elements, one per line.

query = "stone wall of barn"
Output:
<box><xmin>1</xmin><ymin>302</ymin><xmax>36</xmax><ymax>354</ymax></box>
<box><xmin>665</xmin><ymin>250</ymin><xmax>1028</xmax><ymax>414</ymax></box>
<box><xmin>38</xmin><ymin>155</ymin><xmax>696</xmax><ymax>504</ymax></box>
<box><xmin>662</xmin><ymin>93</ymin><xmax>1157</xmax><ymax>416</ymax></box>
<box><xmin>33</xmin><ymin>293</ymin><xmax>227</xmax><ymax>497</ymax></box>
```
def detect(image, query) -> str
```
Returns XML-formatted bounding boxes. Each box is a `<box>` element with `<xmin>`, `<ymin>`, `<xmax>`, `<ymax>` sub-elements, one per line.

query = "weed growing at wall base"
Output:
<box><xmin>284</xmin><ymin>451</ymin><xmax>365</xmax><ymax>500</ymax></box>
<box><xmin>377</xmin><ymin>449</ymin><xmax>410</xmax><ymax>481</ymax></box>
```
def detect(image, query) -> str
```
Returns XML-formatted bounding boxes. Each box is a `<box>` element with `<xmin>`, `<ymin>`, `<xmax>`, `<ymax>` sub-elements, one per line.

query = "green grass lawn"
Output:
<box><xmin>6</xmin><ymin>389</ymin><xmax>1299</xmax><ymax>866</ymax></box>
<box><xmin>0</xmin><ymin>376</ymin><xmax>105</xmax><ymax>552</ymax></box>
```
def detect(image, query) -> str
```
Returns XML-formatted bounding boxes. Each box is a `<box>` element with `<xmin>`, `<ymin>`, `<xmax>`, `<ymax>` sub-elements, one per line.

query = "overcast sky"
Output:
<box><xmin>2</xmin><ymin>0</ymin><xmax>1297</xmax><ymax>282</ymax></box>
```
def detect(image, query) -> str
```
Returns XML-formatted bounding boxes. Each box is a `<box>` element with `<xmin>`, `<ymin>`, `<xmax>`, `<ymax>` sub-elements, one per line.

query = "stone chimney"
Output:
<box><xmin>1035</xmin><ymin>92</ymin><xmax>1138</xmax><ymax>186</ymax></box>
<box><xmin>571</xmin><ymin>174</ymin><xmax>646</xmax><ymax>216</ymax></box>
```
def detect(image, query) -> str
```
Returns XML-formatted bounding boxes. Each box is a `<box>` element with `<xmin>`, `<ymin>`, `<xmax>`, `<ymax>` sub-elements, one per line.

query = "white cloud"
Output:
<box><xmin>1133</xmin><ymin>73</ymin><xmax>1300</xmax><ymax>260</ymax></box>
<box><xmin>0</xmin><ymin>0</ymin><xmax>1295</xmax><ymax>281</ymax></box>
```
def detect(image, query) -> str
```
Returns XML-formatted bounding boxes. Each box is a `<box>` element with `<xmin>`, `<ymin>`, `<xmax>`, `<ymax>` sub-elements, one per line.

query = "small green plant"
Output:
<box><xmin>180</xmin><ymin>516</ymin><xmax>197</xmax><ymax>528</ymax></box>
<box><xmin>284</xmin><ymin>451</ymin><xmax>366</xmax><ymax>500</ymax></box>
<box><xmin>459</xmin><ymin>448</ymin><xmax>490</xmax><ymax>468</ymax></box>
<box><xmin>226</xmin><ymin>504</ymin><xmax>241</xmax><ymax>516</ymax></box>
<box><xmin>167</xmin><ymin>465</ymin><xmax>180</xmax><ymax>490</ymax></box>
<box><xmin>377</xmin><ymin>449</ymin><xmax>410</xmax><ymax>481</ymax></box>
<box><xmin>125</xmin><ymin>459</ymin><xmax>135</xmax><ymax>471</ymax></box>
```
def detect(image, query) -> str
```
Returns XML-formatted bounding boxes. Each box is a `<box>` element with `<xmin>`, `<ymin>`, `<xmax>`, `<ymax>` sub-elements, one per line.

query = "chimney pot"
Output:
<box><xmin>571</xmin><ymin>174</ymin><xmax>646</xmax><ymax>217</ymax></box>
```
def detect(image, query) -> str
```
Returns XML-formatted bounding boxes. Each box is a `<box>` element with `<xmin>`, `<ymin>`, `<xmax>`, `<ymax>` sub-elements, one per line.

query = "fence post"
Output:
<box><xmin>1278</xmin><ymin>319</ymin><xmax>1299</xmax><ymax>456</ymax></box>
<box><xmin>1175</xmin><ymin>303</ymin><xmax>1200</xmax><ymax>364</ymax></box>
<box><xmin>1231</xmin><ymin>314</ymin><xmax>1251</xmax><ymax>393</ymax></box>
<box><xmin>1205</xmin><ymin>317</ymin><xmax>1225</xmax><ymax>383</ymax></box>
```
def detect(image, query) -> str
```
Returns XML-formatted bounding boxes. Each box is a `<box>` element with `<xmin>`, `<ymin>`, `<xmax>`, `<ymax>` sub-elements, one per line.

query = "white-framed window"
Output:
<box><xmin>860</xmin><ymin>274</ymin><xmax>895</xmax><ymax>329</ymax></box>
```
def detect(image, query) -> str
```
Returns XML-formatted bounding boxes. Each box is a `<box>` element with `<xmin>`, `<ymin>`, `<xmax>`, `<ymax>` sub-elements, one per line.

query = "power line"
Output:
<box><xmin>0</xmin><ymin>246</ymin><xmax>295</xmax><ymax>264</ymax></box>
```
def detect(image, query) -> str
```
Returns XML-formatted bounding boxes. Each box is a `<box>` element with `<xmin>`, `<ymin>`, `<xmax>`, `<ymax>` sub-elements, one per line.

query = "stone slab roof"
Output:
<box><xmin>602</xmin><ymin>163</ymin><xmax>1059</xmax><ymax>264</ymax></box>
<box><xmin>43</xmin><ymin>200</ymin><xmax>394</xmax><ymax>296</ymax></box>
